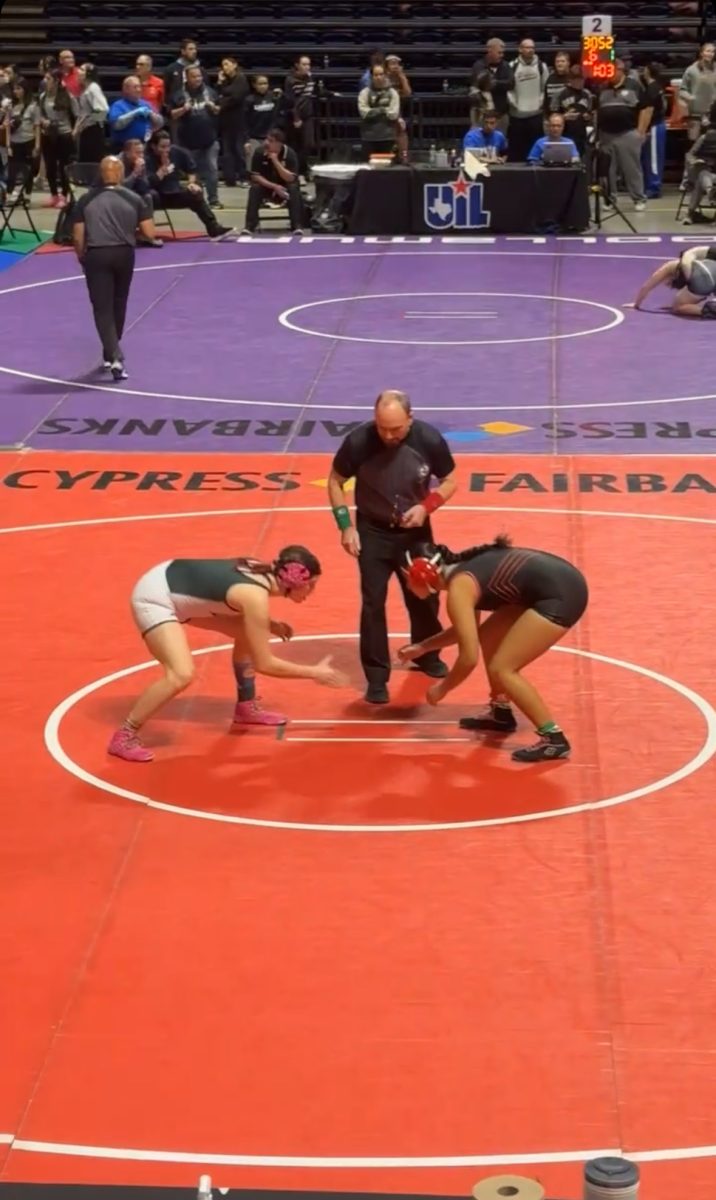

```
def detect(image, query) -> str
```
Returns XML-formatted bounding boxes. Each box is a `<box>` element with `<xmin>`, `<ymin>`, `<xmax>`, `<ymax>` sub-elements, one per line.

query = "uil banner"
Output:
<box><xmin>408</xmin><ymin>165</ymin><xmax>590</xmax><ymax>235</ymax></box>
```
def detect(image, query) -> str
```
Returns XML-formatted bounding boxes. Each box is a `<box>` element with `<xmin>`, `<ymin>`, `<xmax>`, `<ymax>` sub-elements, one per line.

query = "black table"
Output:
<box><xmin>346</xmin><ymin>163</ymin><xmax>591</xmax><ymax>236</ymax></box>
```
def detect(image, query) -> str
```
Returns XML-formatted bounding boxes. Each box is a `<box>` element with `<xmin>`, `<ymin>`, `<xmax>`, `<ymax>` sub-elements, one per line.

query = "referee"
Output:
<box><xmin>72</xmin><ymin>156</ymin><xmax>155</xmax><ymax>380</ymax></box>
<box><xmin>328</xmin><ymin>390</ymin><xmax>457</xmax><ymax>704</ymax></box>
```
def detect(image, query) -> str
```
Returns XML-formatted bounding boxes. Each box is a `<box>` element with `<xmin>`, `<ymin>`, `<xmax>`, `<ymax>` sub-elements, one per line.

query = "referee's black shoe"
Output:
<box><xmin>411</xmin><ymin>657</ymin><xmax>448</xmax><ymax>679</ymax></box>
<box><xmin>365</xmin><ymin>682</ymin><xmax>390</xmax><ymax>704</ymax></box>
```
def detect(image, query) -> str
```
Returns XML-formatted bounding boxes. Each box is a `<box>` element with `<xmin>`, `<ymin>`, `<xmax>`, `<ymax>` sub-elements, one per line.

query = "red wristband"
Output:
<box><xmin>423</xmin><ymin>491</ymin><xmax>446</xmax><ymax>515</ymax></box>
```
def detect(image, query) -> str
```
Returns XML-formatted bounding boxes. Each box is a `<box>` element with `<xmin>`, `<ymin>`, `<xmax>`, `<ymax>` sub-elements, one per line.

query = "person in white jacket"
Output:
<box><xmin>357</xmin><ymin>63</ymin><xmax>400</xmax><ymax>159</ymax></box>
<box><xmin>507</xmin><ymin>38</ymin><xmax>548</xmax><ymax>161</ymax></box>
<box><xmin>75</xmin><ymin>63</ymin><xmax>108</xmax><ymax>162</ymax></box>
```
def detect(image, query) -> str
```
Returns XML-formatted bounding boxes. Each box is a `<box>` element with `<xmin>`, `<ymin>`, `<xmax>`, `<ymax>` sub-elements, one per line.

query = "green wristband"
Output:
<box><xmin>333</xmin><ymin>505</ymin><xmax>352</xmax><ymax>532</ymax></box>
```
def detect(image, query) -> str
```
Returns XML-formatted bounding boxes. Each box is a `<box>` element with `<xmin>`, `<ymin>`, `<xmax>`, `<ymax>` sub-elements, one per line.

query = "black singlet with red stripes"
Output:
<box><xmin>450</xmin><ymin>545</ymin><xmax>588</xmax><ymax>629</ymax></box>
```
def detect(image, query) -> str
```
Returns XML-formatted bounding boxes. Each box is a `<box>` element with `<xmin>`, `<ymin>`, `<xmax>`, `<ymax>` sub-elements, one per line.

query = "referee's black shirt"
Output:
<box><xmin>332</xmin><ymin>420</ymin><xmax>455</xmax><ymax>528</ymax></box>
<box><xmin>74</xmin><ymin>185</ymin><xmax>146</xmax><ymax>248</ymax></box>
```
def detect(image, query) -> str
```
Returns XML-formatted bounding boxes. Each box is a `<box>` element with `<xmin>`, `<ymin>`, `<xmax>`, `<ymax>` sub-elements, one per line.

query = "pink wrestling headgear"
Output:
<box><xmin>276</xmin><ymin>560</ymin><xmax>312</xmax><ymax>590</ymax></box>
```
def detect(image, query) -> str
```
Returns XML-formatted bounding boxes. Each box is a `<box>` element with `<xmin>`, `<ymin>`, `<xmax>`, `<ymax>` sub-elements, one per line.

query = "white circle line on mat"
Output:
<box><xmin>277</xmin><ymin>291</ymin><xmax>624</xmax><ymax>346</ymax></box>
<box><xmin>43</xmin><ymin>633</ymin><xmax>716</xmax><ymax>833</ymax></box>
<box><xmin>0</xmin><ymin>250</ymin><xmax>709</xmax><ymax>410</ymax></box>
<box><xmin>9</xmin><ymin>1134</ymin><xmax>716</xmax><ymax>1166</ymax></box>
<box><xmin>3</xmin><ymin>502</ymin><xmax>716</xmax><ymax>538</ymax></box>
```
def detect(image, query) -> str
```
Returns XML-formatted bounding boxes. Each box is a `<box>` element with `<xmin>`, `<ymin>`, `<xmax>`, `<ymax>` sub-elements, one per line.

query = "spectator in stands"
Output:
<box><xmin>284</xmin><ymin>54</ymin><xmax>316</xmax><ymax>178</ymax></box>
<box><xmin>527</xmin><ymin>112</ymin><xmax>580</xmax><ymax>162</ymax></box>
<box><xmin>0</xmin><ymin>65</ymin><xmax>14</xmax><ymax>105</ymax></box>
<box><xmin>678</xmin><ymin>42</ymin><xmax>716</xmax><ymax>146</ymax></box>
<box><xmin>75</xmin><ymin>64</ymin><xmax>108</xmax><ymax>163</ymax></box>
<box><xmin>360</xmin><ymin>51</ymin><xmax>386</xmax><ymax>90</ymax></box>
<box><xmin>38</xmin><ymin>69</ymin><xmax>78</xmax><ymax>208</ymax></box>
<box><xmin>640</xmin><ymin>63</ymin><xmax>668</xmax><ymax>199</ymax></box>
<box><xmin>244</xmin><ymin>126</ymin><xmax>302</xmax><ymax>235</ymax></box>
<box><xmin>507</xmin><ymin>38</ymin><xmax>549</xmax><ymax>162</ymax></box>
<box><xmin>145</xmin><ymin>129</ymin><xmax>232</xmax><ymax>238</ymax></box>
<box><xmin>469</xmin><ymin>72</ymin><xmax>497</xmax><ymax>123</ymax></box>
<box><xmin>544</xmin><ymin>52</ymin><xmax>571</xmax><ymax>118</ymax></box>
<box><xmin>135</xmin><ymin>55</ymin><xmax>165</xmax><ymax>113</ymax></box>
<box><xmin>164</xmin><ymin>39</ymin><xmax>207</xmax><ymax>101</ymax></box>
<box><xmin>244</xmin><ymin>75</ymin><xmax>286</xmax><ymax>166</ymax></box>
<box><xmin>596</xmin><ymin>59</ymin><xmax>647</xmax><ymax>211</ymax></box>
<box><xmin>108</xmin><ymin>75</ymin><xmax>163</xmax><ymax>151</ymax></box>
<box><xmin>683</xmin><ymin>99</ymin><xmax>716</xmax><ymax>221</ymax></box>
<box><xmin>463</xmin><ymin>111</ymin><xmax>507</xmax><ymax>161</ymax></box>
<box><xmin>385</xmin><ymin>55</ymin><xmax>411</xmax><ymax>163</ymax></box>
<box><xmin>117</xmin><ymin>138</ymin><xmax>164</xmax><ymax>245</ymax></box>
<box><xmin>470</xmin><ymin>38</ymin><xmax>512</xmax><ymax>132</ymax></box>
<box><xmin>216</xmin><ymin>56</ymin><xmax>249</xmax><ymax>187</ymax></box>
<box><xmin>170</xmin><ymin>64</ymin><xmax>222</xmax><ymax>208</ymax></box>
<box><xmin>5</xmin><ymin>76</ymin><xmax>40</xmax><ymax>202</ymax></box>
<box><xmin>556</xmin><ymin>65</ymin><xmax>593</xmax><ymax>156</ymax></box>
<box><xmin>358</xmin><ymin>63</ymin><xmax>400</xmax><ymax>159</ymax></box>
<box><xmin>58</xmin><ymin>49</ymin><xmax>82</xmax><ymax>99</ymax></box>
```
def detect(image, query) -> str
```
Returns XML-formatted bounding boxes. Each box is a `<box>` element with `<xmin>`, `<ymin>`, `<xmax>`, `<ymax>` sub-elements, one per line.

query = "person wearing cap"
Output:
<box><xmin>327</xmin><ymin>390</ymin><xmax>457</xmax><ymax>705</ymax></box>
<box><xmin>72</xmin><ymin>155</ymin><xmax>155</xmax><ymax>379</ymax></box>
<box><xmin>631</xmin><ymin>244</ymin><xmax>716</xmax><ymax>316</ymax></box>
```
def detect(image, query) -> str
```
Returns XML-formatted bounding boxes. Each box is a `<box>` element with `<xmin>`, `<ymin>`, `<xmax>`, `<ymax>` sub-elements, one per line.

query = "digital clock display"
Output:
<box><xmin>581</xmin><ymin>31</ymin><xmax>616</xmax><ymax>80</ymax></box>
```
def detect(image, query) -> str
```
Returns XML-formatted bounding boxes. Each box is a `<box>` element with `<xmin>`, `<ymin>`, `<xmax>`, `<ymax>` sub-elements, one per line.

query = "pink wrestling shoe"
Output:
<box><xmin>232</xmin><ymin>699</ymin><xmax>287</xmax><ymax>727</ymax></box>
<box><xmin>108</xmin><ymin>727</ymin><xmax>154</xmax><ymax>762</ymax></box>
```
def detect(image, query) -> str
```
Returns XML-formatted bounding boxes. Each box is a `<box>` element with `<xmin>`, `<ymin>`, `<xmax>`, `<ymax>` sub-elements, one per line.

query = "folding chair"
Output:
<box><xmin>0</xmin><ymin>186</ymin><xmax>42</xmax><ymax>243</ymax></box>
<box><xmin>153</xmin><ymin>200</ymin><xmax>177</xmax><ymax>239</ymax></box>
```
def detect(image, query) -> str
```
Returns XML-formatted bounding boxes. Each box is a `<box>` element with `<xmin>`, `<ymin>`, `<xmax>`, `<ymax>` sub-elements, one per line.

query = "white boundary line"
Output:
<box><xmin>43</xmin><ymin>634</ymin><xmax>716</xmax><ymax>833</ymax></box>
<box><xmin>278</xmin><ymin>291</ymin><xmax>624</xmax><ymax>346</ymax></box>
<box><xmin>10</xmin><ymin>1134</ymin><xmax>716</xmax><ymax>1166</ymax></box>
<box><xmin>3</xmin><ymin>502</ymin><xmax>716</xmax><ymax>539</ymax></box>
<box><xmin>0</xmin><ymin>249</ymin><xmax>712</xmax><ymax>411</ymax></box>
<box><xmin>0</xmin><ymin>1134</ymin><xmax>13</xmax><ymax>1145</ymax></box>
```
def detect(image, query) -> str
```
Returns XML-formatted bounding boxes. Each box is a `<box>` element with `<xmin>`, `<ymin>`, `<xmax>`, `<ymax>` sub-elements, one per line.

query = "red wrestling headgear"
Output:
<box><xmin>404</xmin><ymin>547</ymin><xmax>443</xmax><ymax>593</ymax></box>
<box><xmin>275</xmin><ymin>560</ymin><xmax>312</xmax><ymax>590</ymax></box>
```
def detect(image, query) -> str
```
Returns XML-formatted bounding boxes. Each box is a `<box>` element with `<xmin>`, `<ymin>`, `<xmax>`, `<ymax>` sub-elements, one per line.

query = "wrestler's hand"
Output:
<box><xmin>426</xmin><ymin>680</ymin><xmax>447</xmax><ymax>706</ymax></box>
<box><xmin>396</xmin><ymin>643</ymin><xmax>422</xmax><ymax>664</ymax></box>
<box><xmin>270</xmin><ymin>620</ymin><xmax>294</xmax><ymax>642</ymax></box>
<box><xmin>341</xmin><ymin>527</ymin><xmax>361</xmax><ymax>557</ymax></box>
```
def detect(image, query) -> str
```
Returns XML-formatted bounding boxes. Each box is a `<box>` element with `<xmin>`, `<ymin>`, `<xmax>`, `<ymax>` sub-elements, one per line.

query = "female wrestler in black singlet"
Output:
<box><xmin>398</xmin><ymin>536</ymin><xmax>588</xmax><ymax>762</ymax></box>
<box><xmin>109</xmin><ymin>545</ymin><xmax>348</xmax><ymax>762</ymax></box>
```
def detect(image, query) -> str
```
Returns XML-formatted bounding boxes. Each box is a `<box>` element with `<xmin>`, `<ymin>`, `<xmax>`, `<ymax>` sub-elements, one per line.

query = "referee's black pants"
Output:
<box><xmin>357</xmin><ymin>515</ymin><xmax>443</xmax><ymax>686</ymax></box>
<box><xmin>83</xmin><ymin>245</ymin><xmax>135</xmax><ymax>363</ymax></box>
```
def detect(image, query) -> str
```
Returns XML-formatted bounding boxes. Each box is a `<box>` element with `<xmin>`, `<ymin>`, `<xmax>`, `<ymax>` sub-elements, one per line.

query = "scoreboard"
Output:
<box><xmin>580</xmin><ymin>13</ymin><xmax>616</xmax><ymax>82</ymax></box>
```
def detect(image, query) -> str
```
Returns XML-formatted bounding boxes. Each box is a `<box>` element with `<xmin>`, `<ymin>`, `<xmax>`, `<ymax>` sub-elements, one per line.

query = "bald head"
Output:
<box><xmin>99</xmin><ymin>156</ymin><xmax>125</xmax><ymax>186</ymax></box>
<box><xmin>374</xmin><ymin>390</ymin><xmax>413</xmax><ymax>447</ymax></box>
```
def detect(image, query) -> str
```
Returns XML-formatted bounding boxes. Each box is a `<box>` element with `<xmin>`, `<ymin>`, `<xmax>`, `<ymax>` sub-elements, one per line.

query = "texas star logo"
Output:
<box><xmin>424</xmin><ymin>172</ymin><xmax>491</xmax><ymax>231</ymax></box>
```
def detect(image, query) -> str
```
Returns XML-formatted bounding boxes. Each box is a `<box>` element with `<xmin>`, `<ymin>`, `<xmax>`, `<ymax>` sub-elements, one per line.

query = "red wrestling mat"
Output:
<box><xmin>2</xmin><ymin>452</ymin><xmax>716</xmax><ymax>1200</ymax></box>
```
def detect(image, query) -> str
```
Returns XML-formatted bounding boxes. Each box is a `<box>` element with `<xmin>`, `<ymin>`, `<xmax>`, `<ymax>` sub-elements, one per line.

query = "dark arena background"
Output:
<box><xmin>3</xmin><ymin>2</ymin><xmax>716</xmax><ymax>1199</ymax></box>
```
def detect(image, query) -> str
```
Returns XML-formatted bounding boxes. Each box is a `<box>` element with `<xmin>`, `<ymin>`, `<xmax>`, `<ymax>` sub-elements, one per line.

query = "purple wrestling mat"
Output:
<box><xmin>2</xmin><ymin>235</ymin><xmax>715</xmax><ymax>455</ymax></box>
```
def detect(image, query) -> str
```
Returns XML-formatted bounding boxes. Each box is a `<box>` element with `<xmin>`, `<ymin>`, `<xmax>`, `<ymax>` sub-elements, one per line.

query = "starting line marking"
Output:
<box><xmin>8</xmin><ymin>1134</ymin><xmax>716</xmax><ymax>1167</ymax></box>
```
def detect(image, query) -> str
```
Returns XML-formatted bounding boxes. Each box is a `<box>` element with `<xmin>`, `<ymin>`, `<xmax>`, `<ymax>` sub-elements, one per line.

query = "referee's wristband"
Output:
<box><xmin>423</xmin><ymin>491</ymin><xmax>446</xmax><ymax>515</ymax></box>
<box><xmin>332</xmin><ymin>504</ymin><xmax>352</xmax><ymax>532</ymax></box>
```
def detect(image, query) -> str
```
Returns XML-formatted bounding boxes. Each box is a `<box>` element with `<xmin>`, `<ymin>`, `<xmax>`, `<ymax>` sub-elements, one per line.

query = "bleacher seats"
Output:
<box><xmin>0</xmin><ymin>0</ymin><xmax>706</xmax><ymax>98</ymax></box>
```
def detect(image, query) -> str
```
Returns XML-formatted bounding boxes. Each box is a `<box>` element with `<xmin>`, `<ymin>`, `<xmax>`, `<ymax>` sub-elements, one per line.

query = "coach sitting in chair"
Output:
<box><xmin>144</xmin><ymin>129</ymin><xmax>232</xmax><ymax>240</ymax></box>
<box><xmin>244</xmin><ymin>126</ymin><xmax>303</xmax><ymax>234</ymax></box>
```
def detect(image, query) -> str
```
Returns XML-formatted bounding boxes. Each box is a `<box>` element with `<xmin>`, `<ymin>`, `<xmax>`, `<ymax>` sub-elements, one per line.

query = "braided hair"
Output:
<box><xmin>234</xmin><ymin>544</ymin><xmax>322</xmax><ymax>589</ymax></box>
<box><xmin>412</xmin><ymin>534</ymin><xmax>512</xmax><ymax>566</ymax></box>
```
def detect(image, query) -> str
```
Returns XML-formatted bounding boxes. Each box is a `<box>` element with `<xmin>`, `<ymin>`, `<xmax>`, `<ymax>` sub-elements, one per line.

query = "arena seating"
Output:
<box><xmin>0</xmin><ymin>0</ymin><xmax>707</xmax><ymax>97</ymax></box>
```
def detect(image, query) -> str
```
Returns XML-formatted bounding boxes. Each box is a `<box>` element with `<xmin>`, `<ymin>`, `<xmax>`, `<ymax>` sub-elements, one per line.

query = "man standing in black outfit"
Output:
<box><xmin>72</xmin><ymin>156</ymin><xmax>154</xmax><ymax>380</ymax></box>
<box><xmin>328</xmin><ymin>391</ymin><xmax>457</xmax><ymax>704</ymax></box>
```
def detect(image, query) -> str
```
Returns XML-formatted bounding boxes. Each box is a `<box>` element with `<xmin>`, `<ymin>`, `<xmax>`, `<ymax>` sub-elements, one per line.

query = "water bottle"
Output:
<box><xmin>442</xmin><ymin>78</ymin><xmax>449</xmax><ymax>93</ymax></box>
<box><xmin>197</xmin><ymin>1176</ymin><xmax>212</xmax><ymax>1200</ymax></box>
<box><xmin>583</xmin><ymin>1157</ymin><xmax>639</xmax><ymax>1200</ymax></box>
<box><xmin>429</xmin><ymin>143</ymin><xmax>437</xmax><ymax>166</ymax></box>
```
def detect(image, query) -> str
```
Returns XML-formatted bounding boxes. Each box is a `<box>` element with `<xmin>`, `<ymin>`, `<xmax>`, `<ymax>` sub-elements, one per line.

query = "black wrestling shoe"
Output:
<box><xmin>459</xmin><ymin>703</ymin><xmax>517</xmax><ymax>733</ymax></box>
<box><xmin>365</xmin><ymin>682</ymin><xmax>389</xmax><ymax>704</ymax></box>
<box><xmin>511</xmin><ymin>730</ymin><xmax>571</xmax><ymax>763</ymax></box>
<box><xmin>411</xmin><ymin>657</ymin><xmax>448</xmax><ymax>679</ymax></box>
